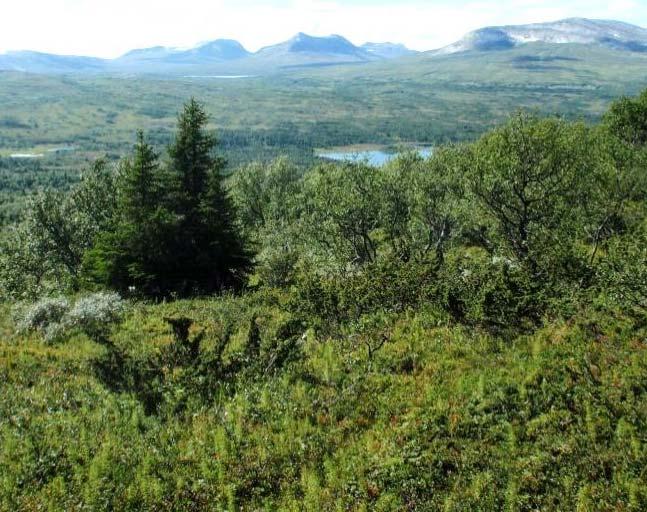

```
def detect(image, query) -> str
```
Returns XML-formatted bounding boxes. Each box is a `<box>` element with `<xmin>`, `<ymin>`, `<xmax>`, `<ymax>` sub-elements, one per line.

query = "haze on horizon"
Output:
<box><xmin>1</xmin><ymin>0</ymin><xmax>646</xmax><ymax>58</ymax></box>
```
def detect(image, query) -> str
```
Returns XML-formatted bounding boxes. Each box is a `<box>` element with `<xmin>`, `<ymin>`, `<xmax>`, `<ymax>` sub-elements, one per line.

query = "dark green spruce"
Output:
<box><xmin>83</xmin><ymin>100</ymin><xmax>252</xmax><ymax>297</ymax></box>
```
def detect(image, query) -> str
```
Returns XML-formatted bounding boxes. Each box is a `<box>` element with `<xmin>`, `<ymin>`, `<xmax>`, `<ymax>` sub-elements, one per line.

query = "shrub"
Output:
<box><xmin>65</xmin><ymin>292</ymin><xmax>127</xmax><ymax>343</ymax></box>
<box><xmin>256</xmin><ymin>246</ymin><xmax>300</xmax><ymax>288</ymax></box>
<box><xmin>289</xmin><ymin>258</ymin><xmax>436</xmax><ymax>334</ymax></box>
<box><xmin>598</xmin><ymin>227</ymin><xmax>647</xmax><ymax>315</ymax></box>
<box><xmin>436</xmin><ymin>249</ymin><xmax>540</xmax><ymax>329</ymax></box>
<box><xmin>14</xmin><ymin>297</ymin><xmax>70</xmax><ymax>343</ymax></box>
<box><xmin>14</xmin><ymin>292</ymin><xmax>127</xmax><ymax>344</ymax></box>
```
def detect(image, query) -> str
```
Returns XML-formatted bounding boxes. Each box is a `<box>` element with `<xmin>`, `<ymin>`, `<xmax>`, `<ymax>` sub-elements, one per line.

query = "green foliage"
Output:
<box><xmin>82</xmin><ymin>133</ymin><xmax>175</xmax><ymax>295</ymax></box>
<box><xmin>0</xmin><ymin>223</ymin><xmax>54</xmax><ymax>300</ymax></box>
<box><xmin>2</xmin><ymin>87</ymin><xmax>647</xmax><ymax>511</ymax></box>
<box><xmin>435</xmin><ymin>249</ymin><xmax>540</xmax><ymax>329</ymax></box>
<box><xmin>83</xmin><ymin>100</ymin><xmax>253</xmax><ymax>298</ymax></box>
<box><xmin>289</xmin><ymin>258</ymin><xmax>438</xmax><ymax>334</ymax></box>
<box><xmin>0</xmin><ymin>160</ymin><xmax>117</xmax><ymax>299</ymax></box>
<box><xmin>231</xmin><ymin>157</ymin><xmax>302</xmax><ymax>231</ymax></box>
<box><xmin>603</xmin><ymin>88</ymin><xmax>647</xmax><ymax>147</ymax></box>
<box><xmin>230</xmin><ymin>157</ymin><xmax>303</xmax><ymax>287</ymax></box>
<box><xmin>303</xmin><ymin>161</ymin><xmax>384</xmax><ymax>266</ymax></box>
<box><xmin>598</xmin><ymin>225</ymin><xmax>647</xmax><ymax>315</ymax></box>
<box><xmin>2</xmin><ymin>293</ymin><xmax>646</xmax><ymax>510</ymax></box>
<box><xmin>463</xmin><ymin>113</ymin><xmax>593</xmax><ymax>279</ymax></box>
<box><xmin>160</xmin><ymin>98</ymin><xmax>253</xmax><ymax>296</ymax></box>
<box><xmin>380</xmin><ymin>148</ymin><xmax>461</xmax><ymax>263</ymax></box>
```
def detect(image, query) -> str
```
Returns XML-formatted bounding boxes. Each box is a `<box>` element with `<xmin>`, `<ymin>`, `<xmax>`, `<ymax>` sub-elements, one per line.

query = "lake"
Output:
<box><xmin>10</xmin><ymin>153</ymin><xmax>44</xmax><ymax>159</ymax></box>
<box><xmin>317</xmin><ymin>147</ymin><xmax>433</xmax><ymax>166</ymax></box>
<box><xmin>8</xmin><ymin>146</ymin><xmax>76</xmax><ymax>158</ymax></box>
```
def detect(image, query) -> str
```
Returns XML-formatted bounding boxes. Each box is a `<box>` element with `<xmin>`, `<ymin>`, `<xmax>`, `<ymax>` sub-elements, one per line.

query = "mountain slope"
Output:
<box><xmin>361</xmin><ymin>42</ymin><xmax>418</xmax><ymax>59</ymax></box>
<box><xmin>0</xmin><ymin>51</ymin><xmax>105</xmax><ymax>73</ymax></box>
<box><xmin>1</xmin><ymin>18</ymin><xmax>647</xmax><ymax>75</ymax></box>
<box><xmin>436</xmin><ymin>18</ymin><xmax>647</xmax><ymax>55</ymax></box>
<box><xmin>112</xmin><ymin>40</ymin><xmax>251</xmax><ymax>72</ymax></box>
<box><xmin>250</xmin><ymin>33</ymin><xmax>374</xmax><ymax>69</ymax></box>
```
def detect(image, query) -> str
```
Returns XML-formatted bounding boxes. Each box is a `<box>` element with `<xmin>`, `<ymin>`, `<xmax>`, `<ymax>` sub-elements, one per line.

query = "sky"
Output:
<box><xmin>1</xmin><ymin>0</ymin><xmax>647</xmax><ymax>58</ymax></box>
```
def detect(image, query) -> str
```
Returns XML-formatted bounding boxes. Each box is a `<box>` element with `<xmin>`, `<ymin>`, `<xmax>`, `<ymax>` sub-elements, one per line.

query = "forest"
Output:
<box><xmin>0</xmin><ymin>86</ymin><xmax>646</xmax><ymax>510</ymax></box>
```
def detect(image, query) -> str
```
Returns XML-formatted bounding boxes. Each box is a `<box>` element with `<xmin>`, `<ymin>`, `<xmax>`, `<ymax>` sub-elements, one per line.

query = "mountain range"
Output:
<box><xmin>1</xmin><ymin>18</ymin><xmax>646</xmax><ymax>75</ymax></box>
<box><xmin>435</xmin><ymin>18</ymin><xmax>647</xmax><ymax>54</ymax></box>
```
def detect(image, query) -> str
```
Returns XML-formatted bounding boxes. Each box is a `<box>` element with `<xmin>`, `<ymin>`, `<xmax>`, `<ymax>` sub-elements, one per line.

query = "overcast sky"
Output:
<box><xmin>1</xmin><ymin>0</ymin><xmax>646</xmax><ymax>57</ymax></box>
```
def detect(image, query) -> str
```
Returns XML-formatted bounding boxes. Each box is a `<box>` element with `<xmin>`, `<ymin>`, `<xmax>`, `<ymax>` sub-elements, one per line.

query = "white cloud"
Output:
<box><xmin>0</xmin><ymin>0</ymin><xmax>646</xmax><ymax>57</ymax></box>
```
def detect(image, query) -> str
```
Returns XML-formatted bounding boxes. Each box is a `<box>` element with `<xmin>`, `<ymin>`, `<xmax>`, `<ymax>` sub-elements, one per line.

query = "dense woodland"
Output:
<box><xmin>1</xmin><ymin>89</ymin><xmax>646</xmax><ymax>510</ymax></box>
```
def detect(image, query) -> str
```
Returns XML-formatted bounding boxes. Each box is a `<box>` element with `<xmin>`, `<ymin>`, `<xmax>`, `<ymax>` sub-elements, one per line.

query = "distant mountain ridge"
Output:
<box><xmin>361</xmin><ymin>42</ymin><xmax>418</xmax><ymax>59</ymax></box>
<box><xmin>1</xmin><ymin>18</ymin><xmax>647</xmax><ymax>74</ymax></box>
<box><xmin>0</xmin><ymin>33</ymin><xmax>414</xmax><ymax>74</ymax></box>
<box><xmin>257</xmin><ymin>33</ymin><xmax>364</xmax><ymax>56</ymax></box>
<box><xmin>436</xmin><ymin>18</ymin><xmax>647</xmax><ymax>55</ymax></box>
<box><xmin>0</xmin><ymin>51</ymin><xmax>104</xmax><ymax>73</ymax></box>
<box><xmin>114</xmin><ymin>40</ymin><xmax>251</xmax><ymax>70</ymax></box>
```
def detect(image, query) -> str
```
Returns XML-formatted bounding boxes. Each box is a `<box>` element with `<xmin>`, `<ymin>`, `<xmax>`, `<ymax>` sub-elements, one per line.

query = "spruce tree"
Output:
<box><xmin>83</xmin><ymin>132</ymin><xmax>170</xmax><ymax>295</ymax></box>
<box><xmin>164</xmin><ymin>98</ymin><xmax>252</xmax><ymax>296</ymax></box>
<box><xmin>84</xmin><ymin>100</ymin><xmax>251</xmax><ymax>297</ymax></box>
<box><xmin>120</xmin><ymin>130</ymin><xmax>161</xmax><ymax>224</ymax></box>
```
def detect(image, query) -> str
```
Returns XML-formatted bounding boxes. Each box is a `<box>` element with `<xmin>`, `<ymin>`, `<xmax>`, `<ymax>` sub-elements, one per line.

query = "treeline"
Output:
<box><xmin>1</xmin><ymin>91</ymin><xmax>647</xmax><ymax>330</ymax></box>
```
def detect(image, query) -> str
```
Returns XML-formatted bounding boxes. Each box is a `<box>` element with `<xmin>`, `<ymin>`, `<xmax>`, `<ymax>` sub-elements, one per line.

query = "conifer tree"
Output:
<box><xmin>84</xmin><ymin>100</ymin><xmax>251</xmax><ymax>297</ymax></box>
<box><xmin>120</xmin><ymin>130</ymin><xmax>161</xmax><ymax>224</ymax></box>
<box><xmin>164</xmin><ymin>98</ymin><xmax>252</xmax><ymax>295</ymax></box>
<box><xmin>83</xmin><ymin>132</ymin><xmax>170</xmax><ymax>294</ymax></box>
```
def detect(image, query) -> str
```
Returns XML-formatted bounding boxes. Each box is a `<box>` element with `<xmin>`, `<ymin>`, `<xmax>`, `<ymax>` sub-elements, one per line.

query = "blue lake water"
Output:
<box><xmin>317</xmin><ymin>148</ymin><xmax>433</xmax><ymax>166</ymax></box>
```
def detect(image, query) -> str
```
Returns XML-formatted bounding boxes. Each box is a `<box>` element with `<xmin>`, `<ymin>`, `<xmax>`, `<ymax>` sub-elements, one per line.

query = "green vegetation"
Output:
<box><xmin>1</xmin><ymin>42</ymin><xmax>647</xmax><ymax>220</ymax></box>
<box><xmin>85</xmin><ymin>100</ymin><xmax>251</xmax><ymax>297</ymax></box>
<box><xmin>1</xmin><ymin>85</ymin><xmax>647</xmax><ymax>510</ymax></box>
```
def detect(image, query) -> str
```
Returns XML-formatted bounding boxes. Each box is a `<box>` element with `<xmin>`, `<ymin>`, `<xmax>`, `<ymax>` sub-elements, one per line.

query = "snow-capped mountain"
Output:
<box><xmin>2</xmin><ymin>18</ymin><xmax>647</xmax><ymax>75</ymax></box>
<box><xmin>436</xmin><ymin>18</ymin><xmax>647</xmax><ymax>55</ymax></box>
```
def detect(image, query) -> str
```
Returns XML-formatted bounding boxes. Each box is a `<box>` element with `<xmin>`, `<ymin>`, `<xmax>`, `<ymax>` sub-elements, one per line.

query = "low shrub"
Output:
<box><xmin>436</xmin><ymin>249</ymin><xmax>541</xmax><ymax>330</ymax></box>
<box><xmin>65</xmin><ymin>292</ymin><xmax>127</xmax><ymax>343</ymax></box>
<box><xmin>289</xmin><ymin>258</ymin><xmax>437</xmax><ymax>335</ymax></box>
<box><xmin>14</xmin><ymin>296</ymin><xmax>70</xmax><ymax>343</ymax></box>
<box><xmin>14</xmin><ymin>292</ymin><xmax>127</xmax><ymax>344</ymax></box>
<box><xmin>598</xmin><ymin>227</ymin><xmax>647</xmax><ymax>316</ymax></box>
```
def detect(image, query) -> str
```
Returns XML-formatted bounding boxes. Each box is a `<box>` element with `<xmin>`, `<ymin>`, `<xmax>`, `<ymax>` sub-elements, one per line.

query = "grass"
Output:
<box><xmin>1</xmin><ymin>293</ymin><xmax>646</xmax><ymax>510</ymax></box>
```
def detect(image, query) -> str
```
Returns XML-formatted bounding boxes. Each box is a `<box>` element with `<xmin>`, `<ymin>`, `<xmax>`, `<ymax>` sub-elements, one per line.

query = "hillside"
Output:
<box><xmin>1</xmin><ymin>64</ymin><xmax>647</xmax><ymax>510</ymax></box>
<box><xmin>2</xmin><ymin>293</ymin><xmax>645</xmax><ymax>510</ymax></box>
<box><xmin>436</xmin><ymin>18</ymin><xmax>647</xmax><ymax>54</ymax></box>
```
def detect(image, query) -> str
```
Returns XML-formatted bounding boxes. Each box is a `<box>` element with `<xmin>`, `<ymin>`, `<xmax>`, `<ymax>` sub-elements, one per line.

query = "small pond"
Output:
<box><xmin>317</xmin><ymin>147</ymin><xmax>433</xmax><ymax>166</ymax></box>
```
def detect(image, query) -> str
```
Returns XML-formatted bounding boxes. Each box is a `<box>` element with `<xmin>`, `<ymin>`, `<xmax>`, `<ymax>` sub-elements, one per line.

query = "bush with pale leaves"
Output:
<box><xmin>15</xmin><ymin>292</ymin><xmax>127</xmax><ymax>343</ymax></box>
